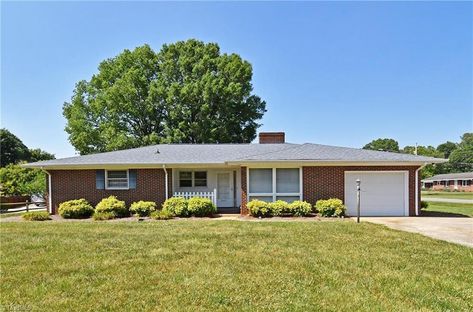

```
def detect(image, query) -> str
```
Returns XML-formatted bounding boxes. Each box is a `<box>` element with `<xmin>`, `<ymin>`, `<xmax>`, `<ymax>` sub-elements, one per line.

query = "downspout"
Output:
<box><xmin>162</xmin><ymin>165</ymin><xmax>169</xmax><ymax>200</ymax></box>
<box><xmin>415</xmin><ymin>163</ymin><xmax>427</xmax><ymax>216</ymax></box>
<box><xmin>41</xmin><ymin>167</ymin><xmax>52</xmax><ymax>214</ymax></box>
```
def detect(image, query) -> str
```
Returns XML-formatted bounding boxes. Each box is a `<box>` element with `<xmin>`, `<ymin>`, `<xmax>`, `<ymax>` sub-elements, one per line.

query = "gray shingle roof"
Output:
<box><xmin>422</xmin><ymin>172</ymin><xmax>473</xmax><ymax>182</ymax></box>
<box><xmin>24</xmin><ymin>142</ymin><xmax>446</xmax><ymax>168</ymax></box>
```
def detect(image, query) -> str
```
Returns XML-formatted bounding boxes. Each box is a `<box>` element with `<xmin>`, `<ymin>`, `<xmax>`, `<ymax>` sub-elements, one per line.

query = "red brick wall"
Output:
<box><xmin>240</xmin><ymin>166</ymin><xmax>248</xmax><ymax>214</ymax></box>
<box><xmin>259</xmin><ymin>132</ymin><xmax>285</xmax><ymax>144</ymax></box>
<box><xmin>302</xmin><ymin>166</ymin><xmax>421</xmax><ymax>216</ymax></box>
<box><xmin>432</xmin><ymin>182</ymin><xmax>473</xmax><ymax>192</ymax></box>
<box><xmin>47</xmin><ymin>169</ymin><xmax>172</xmax><ymax>214</ymax></box>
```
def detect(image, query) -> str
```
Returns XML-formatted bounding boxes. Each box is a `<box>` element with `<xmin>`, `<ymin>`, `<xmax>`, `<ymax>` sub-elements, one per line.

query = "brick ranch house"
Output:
<box><xmin>422</xmin><ymin>172</ymin><xmax>473</xmax><ymax>192</ymax></box>
<box><xmin>25</xmin><ymin>132</ymin><xmax>446</xmax><ymax>217</ymax></box>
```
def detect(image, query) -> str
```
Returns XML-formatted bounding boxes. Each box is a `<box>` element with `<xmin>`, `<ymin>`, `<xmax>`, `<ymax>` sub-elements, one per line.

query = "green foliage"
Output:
<box><xmin>28</xmin><ymin>148</ymin><xmax>55</xmax><ymax>162</ymax></box>
<box><xmin>363</xmin><ymin>138</ymin><xmax>399</xmax><ymax>153</ymax></box>
<box><xmin>63</xmin><ymin>39</ymin><xmax>266</xmax><ymax>155</ymax></box>
<box><xmin>150</xmin><ymin>210</ymin><xmax>173</xmax><ymax>220</ymax></box>
<box><xmin>287</xmin><ymin>200</ymin><xmax>312</xmax><ymax>217</ymax></box>
<box><xmin>0</xmin><ymin>129</ymin><xmax>30</xmax><ymax>167</ymax></box>
<box><xmin>58</xmin><ymin>199</ymin><xmax>94</xmax><ymax>219</ymax></box>
<box><xmin>22</xmin><ymin>211</ymin><xmax>50</xmax><ymax>221</ymax></box>
<box><xmin>129</xmin><ymin>201</ymin><xmax>157</xmax><ymax>217</ymax></box>
<box><xmin>437</xmin><ymin>141</ymin><xmax>458</xmax><ymax>158</ymax></box>
<box><xmin>95</xmin><ymin>196</ymin><xmax>128</xmax><ymax>218</ymax></box>
<box><xmin>93</xmin><ymin>211</ymin><xmax>116</xmax><ymax>221</ymax></box>
<box><xmin>0</xmin><ymin>164</ymin><xmax>46</xmax><ymax>196</ymax></box>
<box><xmin>448</xmin><ymin>133</ymin><xmax>473</xmax><ymax>172</ymax></box>
<box><xmin>162</xmin><ymin>197</ymin><xmax>189</xmax><ymax>217</ymax></box>
<box><xmin>187</xmin><ymin>197</ymin><xmax>216</xmax><ymax>217</ymax></box>
<box><xmin>315</xmin><ymin>198</ymin><xmax>346</xmax><ymax>217</ymax></box>
<box><xmin>420</xmin><ymin>201</ymin><xmax>429</xmax><ymax>209</ymax></box>
<box><xmin>247</xmin><ymin>199</ymin><xmax>271</xmax><ymax>217</ymax></box>
<box><xmin>269</xmin><ymin>200</ymin><xmax>288</xmax><ymax>216</ymax></box>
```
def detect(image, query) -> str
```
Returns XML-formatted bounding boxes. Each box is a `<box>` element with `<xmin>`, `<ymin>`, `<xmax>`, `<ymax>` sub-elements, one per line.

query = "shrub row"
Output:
<box><xmin>162</xmin><ymin>197</ymin><xmax>216</xmax><ymax>217</ymax></box>
<box><xmin>58</xmin><ymin>196</ymin><xmax>158</xmax><ymax>220</ymax></box>
<box><xmin>22</xmin><ymin>211</ymin><xmax>51</xmax><ymax>221</ymax></box>
<box><xmin>247</xmin><ymin>198</ymin><xmax>346</xmax><ymax>218</ymax></box>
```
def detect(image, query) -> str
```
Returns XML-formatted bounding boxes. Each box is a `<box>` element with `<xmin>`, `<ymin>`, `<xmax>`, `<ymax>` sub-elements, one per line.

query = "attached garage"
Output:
<box><xmin>344</xmin><ymin>171</ymin><xmax>409</xmax><ymax>216</ymax></box>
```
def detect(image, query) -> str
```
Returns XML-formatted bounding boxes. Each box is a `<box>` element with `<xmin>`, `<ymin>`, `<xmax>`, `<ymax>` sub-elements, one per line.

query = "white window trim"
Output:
<box><xmin>105</xmin><ymin>169</ymin><xmax>129</xmax><ymax>190</ymax></box>
<box><xmin>178</xmin><ymin>170</ymin><xmax>208</xmax><ymax>188</ymax></box>
<box><xmin>247</xmin><ymin>167</ymin><xmax>302</xmax><ymax>202</ymax></box>
<box><xmin>462</xmin><ymin>180</ymin><xmax>469</xmax><ymax>187</ymax></box>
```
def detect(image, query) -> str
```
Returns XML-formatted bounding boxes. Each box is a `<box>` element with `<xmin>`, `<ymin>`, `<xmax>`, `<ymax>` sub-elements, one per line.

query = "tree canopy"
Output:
<box><xmin>363</xmin><ymin>138</ymin><xmax>400</xmax><ymax>153</ymax></box>
<box><xmin>63</xmin><ymin>39</ymin><xmax>267</xmax><ymax>155</ymax></box>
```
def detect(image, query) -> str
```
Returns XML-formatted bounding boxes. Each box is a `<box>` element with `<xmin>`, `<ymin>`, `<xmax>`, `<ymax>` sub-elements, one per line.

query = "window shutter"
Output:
<box><xmin>96</xmin><ymin>170</ymin><xmax>105</xmax><ymax>189</ymax></box>
<box><xmin>129</xmin><ymin>170</ymin><xmax>137</xmax><ymax>189</ymax></box>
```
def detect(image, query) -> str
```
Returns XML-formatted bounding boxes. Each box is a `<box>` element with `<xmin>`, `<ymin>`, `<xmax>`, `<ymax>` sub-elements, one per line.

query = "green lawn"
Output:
<box><xmin>1</xmin><ymin>221</ymin><xmax>472</xmax><ymax>311</ymax></box>
<box><xmin>422</xmin><ymin>202</ymin><xmax>473</xmax><ymax>217</ymax></box>
<box><xmin>422</xmin><ymin>191</ymin><xmax>473</xmax><ymax>200</ymax></box>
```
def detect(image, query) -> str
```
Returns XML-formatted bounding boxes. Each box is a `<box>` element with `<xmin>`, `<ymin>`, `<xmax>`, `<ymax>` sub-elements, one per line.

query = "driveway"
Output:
<box><xmin>364</xmin><ymin>217</ymin><xmax>473</xmax><ymax>248</ymax></box>
<box><xmin>422</xmin><ymin>197</ymin><xmax>473</xmax><ymax>204</ymax></box>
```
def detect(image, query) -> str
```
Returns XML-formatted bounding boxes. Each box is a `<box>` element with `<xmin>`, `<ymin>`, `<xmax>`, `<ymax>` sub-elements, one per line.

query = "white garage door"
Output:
<box><xmin>344</xmin><ymin>171</ymin><xmax>408</xmax><ymax>216</ymax></box>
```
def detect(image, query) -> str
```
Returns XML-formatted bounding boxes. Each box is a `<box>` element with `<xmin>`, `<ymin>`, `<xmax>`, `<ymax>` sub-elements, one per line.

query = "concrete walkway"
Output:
<box><xmin>364</xmin><ymin>217</ymin><xmax>473</xmax><ymax>248</ymax></box>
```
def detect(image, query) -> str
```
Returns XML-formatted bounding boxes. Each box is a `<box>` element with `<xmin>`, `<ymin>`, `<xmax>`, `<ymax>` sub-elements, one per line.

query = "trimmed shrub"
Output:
<box><xmin>315</xmin><ymin>198</ymin><xmax>346</xmax><ymax>217</ymax></box>
<box><xmin>420</xmin><ymin>200</ymin><xmax>429</xmax><ymax>209</ymax></box>
<box><xmin>288</xmin><ymin>200</ymin><xmax>312</xmax><ymax>217</ymax></box>
<box><xmin>93</xmin><ymin>211</ymin><xmax>115</xmax><ymax>221</ymax></box>
<box><xmin>162</xmin><ymin>197</ymin><xmax>189</xmax><ymax>217</ymax></box>
<box><xmin>269</xmin><ymin>200</ymin><xmax>288</xmax><ymax>216</ymax></box>
<box><xmin>129</xmin><ymin>201</ymin><xmax>156</xmax><ymax>217</ymax></box>
<box><xmin>58</xmin><ymin>199</ymin><xmax>94</xmax><ymax>219</ymax></box>
<box><xmin>247</xmin><ymin>199</ymin><xmax>271</xmax><ymax>217</ymax></box>
<box><xmin>95</xmin><ymin>196</ymin><xmax>128</xmax><ymax>218</ymax></box>
<box><xmin>22</xmin><ymin>211</ymin><xmax>50</xmax><ymax>221</ymax></box>
<box><xmin>187</xmin><ymin>197</ymin><xmax>217</xmax><ymax>217</ymax></box>
<box><xmin>151</xmin><ymin>210</ymin><xmax>173</xmax><ymax>220</ymax></box>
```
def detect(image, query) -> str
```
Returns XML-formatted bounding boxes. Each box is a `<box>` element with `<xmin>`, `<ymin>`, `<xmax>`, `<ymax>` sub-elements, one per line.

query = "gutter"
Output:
<box><xmin>163</xmin><ymin>165</ymin><xmax>169</xmax><ymax>200</ymax></box>
<box><xmin>415</xmin><ymin>163</ymin><xmax>428</xmax><ymax>216</ymax></box>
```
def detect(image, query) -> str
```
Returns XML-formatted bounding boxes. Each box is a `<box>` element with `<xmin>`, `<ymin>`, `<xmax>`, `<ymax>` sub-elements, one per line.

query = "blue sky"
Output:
<box><xmin>2</xmin><ymin>1</ymin><xmax>472</xmax><ymax>158</ymax></box>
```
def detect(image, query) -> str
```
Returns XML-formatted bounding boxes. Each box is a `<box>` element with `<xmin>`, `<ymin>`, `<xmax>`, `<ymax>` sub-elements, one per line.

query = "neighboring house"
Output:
<box><xmin>422</xmin><ymin>172</ymin><xmax>473</xmax><ymax>192</ymax></box>
<box><xmin>25</xmin><ymin>132</ymin><xmax>445</xmax><ymax>217</ymax></box>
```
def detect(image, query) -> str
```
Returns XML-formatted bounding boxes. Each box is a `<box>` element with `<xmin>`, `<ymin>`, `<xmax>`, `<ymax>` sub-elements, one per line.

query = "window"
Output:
<box><xmin>194</xmin><ymin>171</ymin><xmax>207</xmax><ymax>187</ymax></box>
<box><xmin>106</xmin><ymin>170</ymin><xmax>129</xmax><ymax>189</ymax></box>
<box><xmin>462</xmin><ymin>180</ymin><xmax>470</xmax><ymax>187</ymax></box>
<box><xmin>179</xmin><ymin>171</ymin><xmax>207</xmax><ymax>187</ymax></box>
<box><xmin>248</xmin><ymin>168</ymin><xmax>301</xmax><ymax>202</ymax></box>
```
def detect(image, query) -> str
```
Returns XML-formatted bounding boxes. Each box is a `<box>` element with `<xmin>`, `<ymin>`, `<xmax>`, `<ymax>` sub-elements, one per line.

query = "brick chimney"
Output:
<box><xmin>259</xmin><ymin>132</ymin><xmax>285</xmax><ymax>144</ymax></box>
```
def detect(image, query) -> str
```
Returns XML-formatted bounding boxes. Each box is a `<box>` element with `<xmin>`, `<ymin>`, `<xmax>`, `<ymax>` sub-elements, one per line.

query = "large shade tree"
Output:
<box><xmin>63</xmin><ymin>40</ymin><xmax>267</xmax><ymax>155</ymax></box>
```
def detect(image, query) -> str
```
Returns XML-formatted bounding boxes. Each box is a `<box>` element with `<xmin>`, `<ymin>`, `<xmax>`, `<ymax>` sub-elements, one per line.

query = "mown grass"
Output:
<box><xmin>422</xmin><ymin>202</ymin><xmax>473</xmax><ymax>217</ymax></box>
<box><xmin>1</xmin><ymin>220</ymin><xmax>472</xmax><ymax>311</ymax></box>
<box><xmin>422</xmin><ymin>191</ymin><xmax>473</xmax><ymax>200</ymax></box>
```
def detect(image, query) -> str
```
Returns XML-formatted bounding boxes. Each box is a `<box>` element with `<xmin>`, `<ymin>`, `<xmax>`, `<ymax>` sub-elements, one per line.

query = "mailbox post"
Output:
<box><xmin>356</xmin><ymin>179</ymin><xmax>361</xmax><ymax>223</ymax></box>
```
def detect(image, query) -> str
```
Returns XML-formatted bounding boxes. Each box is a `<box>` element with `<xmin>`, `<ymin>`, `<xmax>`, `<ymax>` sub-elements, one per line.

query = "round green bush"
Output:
<box><xmin>315</xmin><ymin>198</ymin><xmax>346</xmax><ymax>217</ymax></box>
<box><xmin>58</xmin><ymin>199</ymin><xmax>94</xmax><ymax>219</ymax></box>
<box><xmin>95</xmin><ymin>196</ymin><xmax>128</xmax><ymax>218</ymax></box>
<box><xmin>187</xmin><ymin>197</ymin><xmax>217</xmax><ymax>217</ymax></box>
<box><xmin>247</xmin><ymin>199</ymin><xmax>271</xmax><ymax>217</ymax></box>
<box><xmin>162</xmin><ymin>197</ymin><xmax>189</xmax><ymax>217</ymax></box>
<box><xmin>93</xmin><ymin>211</ymin><xmax>116</xmax><ymax>221</ymax></box>
<box><xmin>150</xmin><ymin>210</ymin><xmax>173</xmax><ymax>220</ymax></box>
<box><xmin>288</xmin><ymin>200</ymin><xmax>312</xmax><ymax>217</ymax></box>
<box><xmin>22</xmin><ymin>211</ymin><xmax>51</xmax><ymax>221</ymax></box>
<box><xmin>420</xmin><ymin>200</ymin><xmax>429</xmax><ymax>209</ymax></box>
<box><xmin>129</xmin><ymin>201</ymin><xmax>157</xmax><ymax>217</ymax></box>
<box><xmin>269</xmin><ymin>200</ymin><xmax>288</xmax><ymax>216</ymax></box>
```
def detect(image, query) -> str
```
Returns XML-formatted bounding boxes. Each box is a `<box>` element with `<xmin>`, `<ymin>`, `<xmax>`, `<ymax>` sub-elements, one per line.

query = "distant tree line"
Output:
<box><xmin>363</xmin><ymin>133</ymin><xmax>473</xmax><ymax>179</ymax></box>
<box><xmin>0</xmin><ymin>129</ymin><xmax>55</xmax><ymax>197</ymax></box>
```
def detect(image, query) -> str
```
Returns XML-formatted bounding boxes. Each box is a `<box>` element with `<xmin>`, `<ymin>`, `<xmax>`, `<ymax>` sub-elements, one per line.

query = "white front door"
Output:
<box><xmin>217</xmin><ymin>172</ymin><xmax>233</xmax><ymax>207</ymax></box>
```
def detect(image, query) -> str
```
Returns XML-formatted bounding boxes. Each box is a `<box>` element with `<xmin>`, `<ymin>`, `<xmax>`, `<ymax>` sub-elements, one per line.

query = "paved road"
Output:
<box><xmin>365</xmin><ymin>217</ymin><xmax>473</xmax><ymax>248</ymax></box>
<box><xmin>422</xmin><ymin>197</ymin><xmax>473</xmax><ymax>204</ymax></box>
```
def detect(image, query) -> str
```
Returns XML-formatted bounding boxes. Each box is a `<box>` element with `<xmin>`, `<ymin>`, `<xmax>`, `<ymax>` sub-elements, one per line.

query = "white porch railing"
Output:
<box><xmin>173</xmin><ymin>189</ymin><xmax>217</xmax><ymax>206</ymax></box>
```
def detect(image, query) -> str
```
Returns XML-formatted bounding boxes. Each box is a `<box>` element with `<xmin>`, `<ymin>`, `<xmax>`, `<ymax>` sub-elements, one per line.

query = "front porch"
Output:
<box><xmin>171</xmin><ymin>167</ymin><xmax>241</xmax><ymax>213</ymax></box>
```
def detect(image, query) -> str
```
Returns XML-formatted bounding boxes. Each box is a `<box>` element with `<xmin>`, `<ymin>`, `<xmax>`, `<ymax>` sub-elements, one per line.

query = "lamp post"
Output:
<box><xmin>356</xmin><ymin>179</ymin><xmax>361</xmax><ymax>223</ymax></box>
